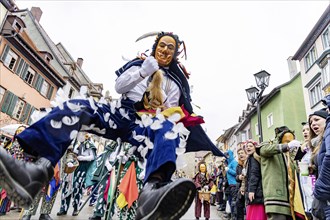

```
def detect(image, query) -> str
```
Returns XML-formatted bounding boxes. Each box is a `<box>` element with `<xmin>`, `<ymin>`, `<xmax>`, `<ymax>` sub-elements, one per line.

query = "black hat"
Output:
<box><xmin>274</xmin><ymin>126</ymin><xmax>295</xmax><ymax>141</ymax></box>
<box><xmin>309</xmin><ymin>109</ymin><xmax>328</xmax><ymax>120</ymax></box>
<box><xmin>301</xmin><ymin>122</ymin><xmax>307</xmax><ymax>126</ymax></box>
<box><xmin>275</xmin><ymin>126</ymin><xmax>290</xmax><ymax>137</ymax></box>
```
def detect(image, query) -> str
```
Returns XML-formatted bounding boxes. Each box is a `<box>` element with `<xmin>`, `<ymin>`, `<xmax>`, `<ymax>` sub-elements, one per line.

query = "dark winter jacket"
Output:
<box><xmin>245</xmin><ymin>154</ymin><xmax>264</xmax><ymax>205</ymax></box>
<box><xmin>314</xmin><ymin>94</ymin><xmax>330</xmax><ymax>217</ymax></box>
<box><xmin>236</xmin><ymin>163</ymin><xmax>244</xmax><ymax>199</ymax></box>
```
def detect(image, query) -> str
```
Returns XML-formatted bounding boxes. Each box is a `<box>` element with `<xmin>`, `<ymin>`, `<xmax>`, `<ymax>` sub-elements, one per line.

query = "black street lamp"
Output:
<box><xmin>245</xmin><ymin>70</ymin><xmax>271</xmax><ymax>143</ymax></box>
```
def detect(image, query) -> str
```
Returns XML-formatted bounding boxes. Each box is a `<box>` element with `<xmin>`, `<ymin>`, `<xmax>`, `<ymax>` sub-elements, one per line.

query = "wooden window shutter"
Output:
<box><xmin>38</xmin><ymin>78</ymin><xmax>44</xmax><ymax>92</ymax></box>
<box><xmin>33</xmin><ymin>73</ymin><xmax>39</xmax><ymax>88</ymax></box>
<box><xmin>35</xmin><ymin>75</ymin><xmax>44</xmax><ymax>92</ymax></box>
<box><xmin>33</xmin><ymin>74</ymin><xmax>43</xmax><ymax>91</ymax></box>
<box><xmin>47</xmin><ymin>85</ymin><xmax>54</xmax><ymax>99</ymax></box>
<box><xmin>20</xmin><ymin>103</ymin><xmax>31</xmax><ymax>123</ymax></box>
<box><xmin>15</xmin><ymin>58</ymin><xmax>25</xmax><ymax>76</ymax></box>
<box><xmin>1</xmin><ymin>91</ymin><xmax>14</xmax><ymax>113</ymax></box>
<box><xmin>27</xmin><ymin>106</ymin><xmax>35</xmax><ymax>125</ymax></box>
<box><xmin>0</xmin><ymin>44</ymin><xmax>10</xmax><ymax>62</ymax></box>
<box><xmin>6</xmin><ymin>95</ymin><xmax>18</xmax><ymax>116</ymax></box>
<box><xmin>20</xmin><ymin>63</ymin><xmax>29</xmax><ymax>80</ymax></box>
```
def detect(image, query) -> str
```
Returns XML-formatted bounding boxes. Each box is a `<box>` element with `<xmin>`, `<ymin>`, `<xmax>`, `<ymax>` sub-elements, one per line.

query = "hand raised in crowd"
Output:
<box><xmin>288</xmin><ymin>140</ymin><xmax>301</xmax><ymax>152</ymax></box>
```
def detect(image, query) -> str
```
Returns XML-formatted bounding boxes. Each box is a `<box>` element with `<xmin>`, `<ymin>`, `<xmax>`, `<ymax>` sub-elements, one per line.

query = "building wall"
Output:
<box><xmin>250</xmin><ymin>74</ymin><xmax>306</xmax><ymax>142</ymax></box>
<box><xmin>281</xmin><ymin>74</ymin><xmax>307</xmax><ymax>141</ymax></box>
<box><xmin>0</xmin><ymin>3</ymin><xmax>7</xmax><ymax>24</ymax></box>
<box><xmin>298</xmin><ymin>19</ymin><xmax>330</xmax><ymax>116</ymax></box>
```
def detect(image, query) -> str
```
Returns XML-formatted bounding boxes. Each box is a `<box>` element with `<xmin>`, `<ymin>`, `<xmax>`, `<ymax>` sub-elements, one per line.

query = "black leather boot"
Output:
<box><xmin>56</xmin><ymin>210</ymin><xmax>67</xmax><ymax>216</ymax></box>
<box><xmin>135</xmin><ymin>178</ymin><xmax>196</xmax><ymax>220</ymax></box>
<box><xmin>72</xmin><ymin>209</ymin><xmax>79</xmax><ymax>216</ymax></box>
<box><xmin>39</xmin><ymin>214</ymin><xmax>53</xmax><ymax>220</ymax></box>
<box><xmin>0</xmin><ymin>147</ymin><xmax>54</xmax><ymax>208</ymax></box>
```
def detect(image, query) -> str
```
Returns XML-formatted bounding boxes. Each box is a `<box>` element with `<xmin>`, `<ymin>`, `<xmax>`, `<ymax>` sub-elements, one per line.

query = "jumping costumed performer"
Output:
<box><xmin>0</xmin><ymin>31</ymin><xmax>225</xmax><ymax>220</ymax></box>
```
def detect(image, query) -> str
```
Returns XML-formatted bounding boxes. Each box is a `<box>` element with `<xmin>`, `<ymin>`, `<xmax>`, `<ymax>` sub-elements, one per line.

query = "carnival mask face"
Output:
<box><xmin>199</xmin><ymin>164</ymin><xmax>206</xmax><ymax>173</ymax></box>
<box><xmin>281</xmin><ymin>132</ymin><xmax>294</xmax><ymax>144</ymax></box>
<box><xmin>155</xmin><ymin>36</ymin><xmax>176</xmax><ymax>67</ymax></box>
<box><xmin>15</xmin><ymin>126</ymin><xmax>26</xmax><ymax>135</ymax></box>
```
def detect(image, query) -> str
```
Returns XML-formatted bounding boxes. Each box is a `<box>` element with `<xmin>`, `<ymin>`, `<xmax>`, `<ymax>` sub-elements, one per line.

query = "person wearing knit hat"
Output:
<box><xmin>309</xmin><ymin>108</ymin><xmax>328</xmax><ymax>122</ymax></box>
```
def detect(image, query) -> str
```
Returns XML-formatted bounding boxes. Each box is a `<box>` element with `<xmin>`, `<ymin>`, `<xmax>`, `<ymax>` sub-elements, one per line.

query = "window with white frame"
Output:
<box><xmin>40</xmin><ymin>80</ymin><xmax>50</xmax><ymax>97</ymax></box>
<box><xmin>321</xmin><ymin>62</ymin><xmax>330</xmax><ymax>88</ymax></box>
<box><xmin>24</xmin><ymin>67</ymin><xmax>36</xmax><ymax>85</ymax></box>
<box><xmin>255</xmin><ymin>123</ymin><xmax>259</xmax><ymax>136</ymax></box>
<box><xmin>12</xmin><ymin>99</ymin><xmax>25</xmax><ymax>120</ymax></box>
<box><xmin>3</xmin><ymin>49</ymin><xmax>18</xmax><ymax>70</ymax></box>
<box><xmin>309</xmin><ymin>81</ymin><xmax>322</xmax><ymax>106</ymax></box>
<box><xmin>267</xmin><ymin>113</ymin><xmax>273</xmax><ymax>128</ymax></box>
<box><xmin>241</xmin><ymin>132</ymin><xmax>247</xmax><ymax>142</ymax></box>
<box><xmin>304</xmin><ymin>47</ymin><xmax>317</xmax><ymax>70</ymax></box>
<box><xmin>322</xmin><ymin>25</ymin><xmax>330</xmax><ymax>49</ymax></box>
<box><xmin>0</xmin><ymin>87</ymin><xmax>5</xmax><ymax>104</ymax></box>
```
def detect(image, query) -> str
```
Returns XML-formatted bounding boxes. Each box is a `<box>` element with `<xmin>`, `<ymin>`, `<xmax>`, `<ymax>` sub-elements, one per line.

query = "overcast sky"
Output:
<box><xmin>15</xmin><ymin>0</ymin><xmax>330</xmax><ymax>142</ymax></box>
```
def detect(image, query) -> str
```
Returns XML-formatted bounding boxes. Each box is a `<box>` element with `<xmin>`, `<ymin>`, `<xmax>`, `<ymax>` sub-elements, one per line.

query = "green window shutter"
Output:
<box><xmin>20</xmin><ymin>103</ymin><xmax>31</xmax><ymax>123</ymax></box>
<box><xmin>20</xmin><ymin>63</ymin><xmax>29</xmax><ymax>80</ymax></box>
<box><xmin>1</xmin><ymin>91</ymin><xmax>14</xmax><ymax>113</ymax></box>
<box><xmin>36</xmin><ymin>76</ymin><xmax>44</xmax><ymax>92</ymax></box>
<box><xmin>27</xmin><ymin>106</ymin><xmax>35</xmax><ymax>125</ymax></box>
<box><xmin>6</xmin><ymin>95</ymin><xmax>18</xmax><ymax>116</ymax></box>
<box><xmin>15</xmin><ymin>58</ymin><xmax>25</xmax><ymax>76</ymax></box>
<box><xmin>33</xmin><ymin>73</ymin><xmax>39</xmax><ymax>87</ymax></box>
<box><xmin>33</xmin><ymin>74</ymin><xmax>42</xmax><ymax>90</ymax></box>
<box><xmin>0</xmin><ymin>45</ymin><xmax>10</xmax><ymax>62</ymax></box>
<box><xmin>47</xmin><ymin>85</ymin><xmax>54</xmax><ymax>99</ymax></box>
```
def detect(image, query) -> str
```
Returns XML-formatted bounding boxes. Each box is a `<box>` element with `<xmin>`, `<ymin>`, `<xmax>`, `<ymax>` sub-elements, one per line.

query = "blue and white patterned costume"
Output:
<box><xmin>16</xmin><ymin>58</ymin><xmax>224</xmax><ymax>183</ymax></box>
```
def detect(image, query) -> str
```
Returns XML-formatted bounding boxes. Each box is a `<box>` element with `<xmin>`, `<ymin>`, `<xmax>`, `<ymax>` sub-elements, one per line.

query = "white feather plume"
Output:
<box><xmin>49</xmin><ymin>88</ymin><xmax>69</xmax><ymax>110</ymax></box>
<box><xmin>132</xmin><ymin>130</ymin><xmax>146</xmax><ymax>142</ymax></box>
<box><xmin>91</xmin><ymin>127</ymin><xmax>106</xmax><ymax>135</ymax></box>
<box><xmin>97</xmin><ymin>97</ymin><xmax>107</xmax><ymax>106</ymax></box>
<box><xmin>176</xmin><ymin>147</ymin><xmax>186</xmax><ymax>155</ymax></box>
<box><xmin>135</xmin><ymin>119</ymin><xmax>143</xmax><ymax>127</ymax></box>
<box><xmin>119</xmin><ymin>108</ymin><xmax>130</xmax><ymax>120</ymax></box>
<box><xmin>103</xmin><ymin>112</ymin><xmax>110</xmax><ymax>122</ymax></box>
<box><xmin>109</xmin><ymin>101</ymin><xmax>116</xmax><ymax>114</ymax></box>
<box><xmin>141</xmin><ymin>114</ymin><xmax>153</xmax><ymax>127</ymax></box>
<box><xmin>116</xmin><ymin>99</ymin><xmax>122</xmax><ymax>109</ymax></box>
<box><xmin>81</xmin><ymin>124</ymin><xmax>95</xmax><ymax>131</ymax></box>
<box><xmin>67</xmin><ymin>101</ymin><xmax>83</xmax><ymax>112</ymax></box>
<box><xmin>88</xmin><ymin>97</ymin><xmax>98</xmax><ymax>114</ymax></box>
<box><xmin>70</xmin><ymin>130</ymin><xmax>78</xmax><ymax>140</ymax></box>
<box><xmin>108</xmin><ymin>119</ymin><xmax>117</xmax><ymax>129</ymax></box>
<box><xmin>144</xmin><ymin>137</ymin><xmax>154</xmax><ymax>150</ymax></box>
<box><xmin>167</xmin><ymin>113</ymin><xmax>182</xmax><ymax>123</ymax></box>
<box><xmin>150</xmin><ymin>119</ymin><xmax>163</xmax><ymax>130</ymax></box>
<box><xmin>164</xmin><ymin>130</ymin><xmax>178</xmax><ymax>140</ymax></box>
